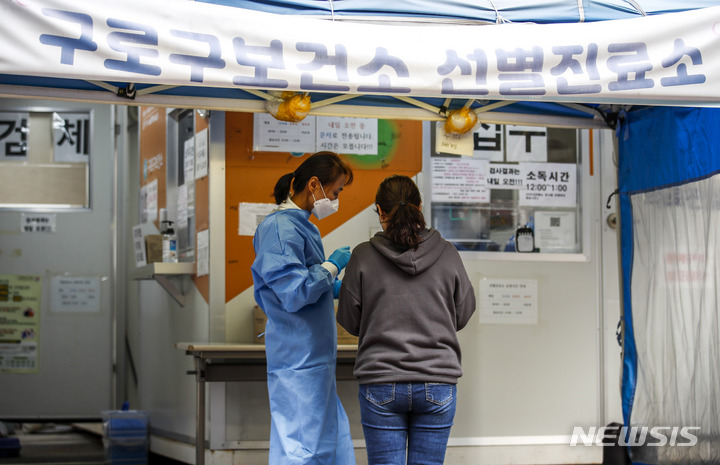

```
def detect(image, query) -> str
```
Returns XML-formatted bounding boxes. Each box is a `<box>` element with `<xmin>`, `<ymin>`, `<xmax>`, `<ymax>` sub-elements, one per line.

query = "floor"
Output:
<box><xmin>0</xmin><ymin>423</ymin><xmax>187</xmax><ymax>465</ymax></box>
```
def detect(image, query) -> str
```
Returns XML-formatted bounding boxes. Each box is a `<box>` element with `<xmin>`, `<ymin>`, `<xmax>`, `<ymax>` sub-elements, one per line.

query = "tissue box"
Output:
<box><xmin>253</xmin><ymin>305</ymin><xmax>358</xmax><ymax>345</ymax></box>
<box><xmin>144</xmin><ymin>235</ymin><xmax>163</xmax><ymax>264</ymax></box>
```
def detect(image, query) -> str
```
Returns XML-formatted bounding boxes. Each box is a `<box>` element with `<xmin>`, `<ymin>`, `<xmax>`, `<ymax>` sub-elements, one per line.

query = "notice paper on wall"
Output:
<box><xmin>196</xmin><ymin>229</ymin><xmax>209</xmax><ymax>277</ymax></box>
<box><xmin>520</xmin><ymin>162</ymin><xmax>577</xmax><ymax>207</ymax></box>
<box><xmin>253</xmin><ymin>113</ymin><xmax>316</xmax><ymax>153</ymax></box>
<box><xmin>239</xmin><ymin>203</ymin><xmax>278</xmax><ymax>236</ymax></box>
<box><xmin>534</xmin><ymin>211</ymin><xmax>577</xmax><ymax>252</ymax></box>
<box><xmin>177</xmin><ymin>184</ymin><xmax>188</xmax><ymax>229</ymax></box>
<box><xmin>132</xmin><ymin>225</ymin><xmax>147</xmax><ymax>268</ymax></box>
<box><xmin>486</xmin><ymin>163</ymin><xmax>524</xmax><ymax>190</ymax></box>
<box><xmin>0</xmin><ymin>274</ymin><xmax>41</xmax><ymax>373</ymax></box>
<box><xmin>472</xmin><ymin>123</ymin><xmax>504</xmax><ymax>161</ymax></box>
<box><xmin>20</xmin><ymin>213</ymin><xmax>56</xmax><ymax>233</ymax></box>
<box><xmin>434</xmin><ymin>122</ymin><xmax>474</xmax><ymax>157</ymax></box>
<box><xmin>0</xmin><ymin>112</ymin><xmax>29</xmax><ymax>161</ymax></box>
<box><xmin>142</xmin><ymin>179</ymin><xmax>158</xmax><ymax>224</ymax></box>
<box><xmin>317</xmin><ymin>116</ymin><xmax>378</xmax><ymax>155</ymax></box>
<box><xmin>194</xmin><ymin>128</ymin><xmax>208</xmax><ymax>180</ymax></box>
<box><xmin>52</xmin><ymin>112</ymin><xmax>91</xmax><ymax>163</ymax></box>
<box><xmin>184</xmin><ymin>137</ymin><xmax>195</xmax><ymax>183</ymax></box>
<box><xmin>431</xmin><ymin>157</ymin><xmax>489</xmax><ymax>203</ymax></box>
<box><xmin>478</xmin><ymin>278</ymin><xmax>538</xmax><ymax>325</ymax></box>
<box><xmin>506</xmin><ymin>125</ymin><xmax>548</xmax><ymax>162</ymax></box>
<box><xmin>50</xmin><ymin>275</ymin><xmax>101</xmax><ymax>313</ymax></box>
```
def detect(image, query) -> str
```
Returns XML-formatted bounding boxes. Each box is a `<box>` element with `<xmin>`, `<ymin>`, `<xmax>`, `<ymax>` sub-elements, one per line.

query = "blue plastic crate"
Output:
<box><xmin>102</xmin><ymin>410</ymin><xmax>148</xmax><ymax>441</ymax></box>
<box><xmin>104</xmin><ymin>438</ymin><xmax>148</xmax><ymax>464</ymax></box>
<box><xmin>0</xmin><ymin>437</ymin><xmax>21</xmax><ymax>458</ymax></box>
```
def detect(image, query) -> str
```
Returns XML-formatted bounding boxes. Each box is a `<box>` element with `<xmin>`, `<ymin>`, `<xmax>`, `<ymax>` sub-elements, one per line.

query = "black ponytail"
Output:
<box><xmin>272</xmin><ymin>151</ymin><xmax>353</xmax><ymax>205</ymax></box>
<box><xmin>273</xmin><ymin>172</ymin><xmax>296</xmax><ymax>204</ymax></box>
<box><xmin>375</xmin><ymin>175</ymin><xmax>425</xmax><ymax>250</ymax></box>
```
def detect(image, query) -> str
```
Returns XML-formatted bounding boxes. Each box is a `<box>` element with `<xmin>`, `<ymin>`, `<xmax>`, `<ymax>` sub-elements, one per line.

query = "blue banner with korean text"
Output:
<box><xmin>1</xmin><ymin>0</ymin><xmax>719</xmax><ymax>106</ymax></box>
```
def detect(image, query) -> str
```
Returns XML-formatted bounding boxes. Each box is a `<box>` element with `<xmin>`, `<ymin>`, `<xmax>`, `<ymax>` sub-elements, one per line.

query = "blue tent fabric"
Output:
<box><xmin>618</xmin><ymin>107</ymin><xmax>720</xmax><ymax>463</ymax></box>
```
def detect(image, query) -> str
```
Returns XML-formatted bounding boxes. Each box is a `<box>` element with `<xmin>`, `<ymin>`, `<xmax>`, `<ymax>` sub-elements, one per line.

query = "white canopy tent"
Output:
<box><xmin>2</xmin><ymin>1</ymin><xmax>720</xmax><ymax>464</ymax></box>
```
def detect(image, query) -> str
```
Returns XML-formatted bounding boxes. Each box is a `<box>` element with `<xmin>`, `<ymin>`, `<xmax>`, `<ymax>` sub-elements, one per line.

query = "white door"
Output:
<box><xmin>0</xmin><ymin>99</ymin><xmax>115</xmax><ymax>419</ymax></box>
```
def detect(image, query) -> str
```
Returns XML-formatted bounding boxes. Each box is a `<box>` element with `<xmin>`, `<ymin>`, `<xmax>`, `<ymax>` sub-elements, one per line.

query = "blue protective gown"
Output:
<box><xmin>251</xmin><ymin>206</ymin><xmax>355</xmax><ymax>465</ymax></box>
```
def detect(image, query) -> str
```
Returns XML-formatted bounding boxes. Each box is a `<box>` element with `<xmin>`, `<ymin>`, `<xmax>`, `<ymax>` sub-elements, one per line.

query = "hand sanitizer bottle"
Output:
<box><xmin>162</xmin><ymin>221</ymin><xmax>178</xmax><ymax>263</ymax></box>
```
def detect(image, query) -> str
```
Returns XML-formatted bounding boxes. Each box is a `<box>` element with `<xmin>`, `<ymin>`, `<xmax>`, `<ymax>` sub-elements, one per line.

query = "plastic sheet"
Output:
<box><xmin>619</xmin><ymin>107</ymin><xmax>720</xmax><ymax>464</ymax></box>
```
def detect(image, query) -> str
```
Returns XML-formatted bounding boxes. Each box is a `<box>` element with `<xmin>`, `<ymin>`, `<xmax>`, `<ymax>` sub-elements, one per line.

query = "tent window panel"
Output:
<box><xmin>0</xmin><ymin>111</ymin><xmax>90</xmax><ymax>209</ymax></box>
<box><xmin>429</xmin><ymin>125</ymin><xmax>582</xmax><ymax>255</ymax></box>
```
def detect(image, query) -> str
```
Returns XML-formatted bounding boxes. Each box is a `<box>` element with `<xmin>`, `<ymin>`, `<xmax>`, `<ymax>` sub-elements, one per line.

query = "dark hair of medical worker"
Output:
<box><xmin>375</xmin><ymin>174</ymin><xmax>426</xmax><ymax>250</ymax></box>
<box><xmin>272</xmin><ymin>151</ymin><xmax>354</xmax><ymax>205</ymax></box>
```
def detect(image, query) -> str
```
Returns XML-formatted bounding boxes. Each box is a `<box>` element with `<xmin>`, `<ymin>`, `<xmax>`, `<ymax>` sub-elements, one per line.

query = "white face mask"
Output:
<box><xmin>311</xmin><ymin>182</ymin><xmax>339</xmax><ymax>220</ymax></box>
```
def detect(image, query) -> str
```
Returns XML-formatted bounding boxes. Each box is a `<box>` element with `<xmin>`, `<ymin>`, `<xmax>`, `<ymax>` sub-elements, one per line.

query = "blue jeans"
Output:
<box><xmin>359</xmin><ymin>382</ymin><xmax>457</xmax><ymax>465</ymax></box>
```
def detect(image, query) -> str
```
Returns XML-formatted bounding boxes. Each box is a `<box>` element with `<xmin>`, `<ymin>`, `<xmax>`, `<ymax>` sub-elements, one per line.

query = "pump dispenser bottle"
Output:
<box><xmin>162</xmin><ymin>220</ymin><xmax>178</xmax><ymax>263</ymax></box>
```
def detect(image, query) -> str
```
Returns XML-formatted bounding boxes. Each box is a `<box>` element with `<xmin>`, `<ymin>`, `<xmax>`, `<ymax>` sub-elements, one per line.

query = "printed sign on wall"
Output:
<box><xmin>0</xmin><ymin>112</ymin><xmax>28</xmax><ymax>161</ymax></box>
<box><xmin>479</xmin><ymin>278</ymin><xmax>538</xmax><ymax>325</ymax></box>
<box><xmin>0</xmin><ymin>275</ymin><xmax>42</xmax><ymax>373</ymax></box>
<box><xmin>431</xmin><ymin>157</ymin><xmax>489</xmax><ymax>203</ymax></box>
<box><xmin>520</xmin><ymin>162</ymin><xmax>577</xmax><ymax>207</ymax></box>
<box><xmin>52</xmin><ymin>112</ymin><xmax>90</xmax><ymax>163</ymax></box>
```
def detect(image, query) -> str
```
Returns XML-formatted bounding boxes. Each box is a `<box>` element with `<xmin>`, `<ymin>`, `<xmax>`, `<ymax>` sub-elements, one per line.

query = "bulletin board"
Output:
<box><xmin>138</xmin><ymin>107</ymin><xmax>210</xmax><ymax>303</ymax></box>
<box><xmin>191</xmin><ymin>112</ymin><xmax>209</xmax><ymax>301</ymax></box>
<box><xmin>225</xmin><ymin>112</ymin><xmax>422</xmax><ymax>302</ymax></box>
<box><xmin>139</xmin><ymin>106</ymin><xmax>166</xmax><ymax>228</ymax></box>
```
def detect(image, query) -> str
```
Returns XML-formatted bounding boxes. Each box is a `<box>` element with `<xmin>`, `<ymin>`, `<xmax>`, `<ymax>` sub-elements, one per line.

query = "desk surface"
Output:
<box><xmin>176</xmin><ymin>342</ymin><xmax>358</xmax><ymax>360</ymax></box>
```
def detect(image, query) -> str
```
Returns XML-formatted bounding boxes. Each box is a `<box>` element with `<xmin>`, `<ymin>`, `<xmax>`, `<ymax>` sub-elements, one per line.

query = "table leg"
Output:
<box><xmin>195</xmin><ymin>357</ymin><xmax>205</xmax><ymax>465</ymax></box>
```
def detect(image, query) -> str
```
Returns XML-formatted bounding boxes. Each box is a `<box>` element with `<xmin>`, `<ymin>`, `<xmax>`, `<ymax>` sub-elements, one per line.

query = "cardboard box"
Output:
<box><xmin>253</xmin><ymin>305</ymin><xmax>358</xmax><ymax>345</ymax></box>
<box><xmin>144</xmin><ymin>235</ymin><xmax>163</xmax><ymax>264</ymax></box>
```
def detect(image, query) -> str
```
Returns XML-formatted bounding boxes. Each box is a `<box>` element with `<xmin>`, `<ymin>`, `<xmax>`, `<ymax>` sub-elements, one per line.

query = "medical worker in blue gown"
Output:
<box><xmin>251</xmin><ymin>151</ymin><xmax>356</xmax><ymax>465</ymax></box>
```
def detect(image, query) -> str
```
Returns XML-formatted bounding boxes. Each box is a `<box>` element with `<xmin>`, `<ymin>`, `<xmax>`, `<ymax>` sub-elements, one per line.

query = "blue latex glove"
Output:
<box><xmin>327</xmin><ymin>246</ymin><xmax>351</xmax><ymax>272</ymax></box>
<box><xmin>333</xmin><ymin>278</ymin><xmax>342</xmax><ymax>299</ymax></box>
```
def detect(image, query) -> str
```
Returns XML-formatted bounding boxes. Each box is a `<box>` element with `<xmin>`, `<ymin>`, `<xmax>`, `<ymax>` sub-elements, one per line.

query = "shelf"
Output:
<box><xmin>132</xmin><ymin>262</ymin><xmax>195</xmax><ymax>306</ymax></box>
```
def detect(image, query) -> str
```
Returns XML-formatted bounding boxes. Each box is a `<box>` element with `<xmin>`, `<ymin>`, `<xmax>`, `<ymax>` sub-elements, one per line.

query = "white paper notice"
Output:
<box><xmin>145</xmin><ymin>179</ymin><xmax>158</xmax><ymax>223</ymax></box>
<box><xmin>520</xmin><ymin>162</ymin><xmax>577</xmax><ymax>207</ymax></box>
<box><xmin>506</xmin><ymin>125</ymin><xmax>548</xmax><ymax>162</ymax></box>
<box><xmin>253</xmin><ymin>113</ymin><xmax>316</xmax><ymax>153</ymax></box>
<box><xmin>486</xmin><ymin>163</ymin><xmax>524</xmax><ymax>190</ymax></box>
<box><xmin>0</xmin><ymin>112</ymin><xmax>29</xmax><ymax>161</ymax></box>
<box><xmin>132</xmin><ymin>225</ymin><xmax>147</xmax><ymax>267</ymax></box>
<box><xmin>431</xmin><ymin>157</ymin><xmax>489</xmax><ymax>203</ymax></box>
<box><xmin>472</xmin><ymin>123</ymin><xmax>504</xmax><ymax>161</ymax></box>
<box><xmin>239</xmin><ymin>203</ymin><xmax>277</xmax><ymax>236</ymax></box>
<box><xmin>20</xmin><ymin>213</ymin><xmax>56</xmax><ymax>233</ymax></box>
<box><xmin>195</xmin><ymin>128</ymin><xmax>208</xmax><ymax>179</ymax></box>
<box><xmin>52</xmin><ymin>112</ymin><xmax>91</xmax><ymax>163</ymax></box>
<box><xmin>479</xmin><ymin>278</ymin><xmax>538</xmax><ymax>325</ymax></box>
<box><xmin>177</xmin><ymin>184</ymin><xmax>188</xmax><ymax>229</ymax></box>
<box><xmin>434</xmin><ymin>122</ymin><xmax>474</xmax><ymax>157</ymax></box>
<box><xmin>317</xmin><ymin>116</ymin><xmax>378</xmax><ymax>155</ymax></box>
<box><xmin>196</xmin><ymin>229</ymin><xmax>209</xmax><ymax>277</ymax></box>
<box><xmin>184</xmin><ymin>137</ymin><xmax>195</xmax><ymax>183</ymax></box>
<box><xmin>534</xmin><ymin>211</ymin><xmax>577</xmax><ymax>252</ymax></box>
<box><xmin>50</xmin><ymin>276</ymin><xmax>100</xmax><ymax>313</ymax></box>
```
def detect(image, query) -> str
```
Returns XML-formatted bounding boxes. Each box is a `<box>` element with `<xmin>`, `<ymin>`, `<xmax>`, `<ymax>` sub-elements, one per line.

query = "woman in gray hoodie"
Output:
<box><xmin>337</xmin><ymin>175</ymin><xmax>476</xmax><ymax>465</ymax></box>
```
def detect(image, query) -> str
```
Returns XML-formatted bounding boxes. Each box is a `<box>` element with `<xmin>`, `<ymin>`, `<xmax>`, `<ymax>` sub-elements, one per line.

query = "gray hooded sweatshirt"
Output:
<box><xmin>337</xmin><ymin>228</ymin><xmax>476</xmax><ymax>384</ymax></box>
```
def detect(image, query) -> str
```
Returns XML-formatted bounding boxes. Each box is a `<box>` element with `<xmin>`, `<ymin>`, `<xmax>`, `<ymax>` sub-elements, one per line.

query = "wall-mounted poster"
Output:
<box><xmin>0</xmin><ymin>275</ymin><xmax>42</xmax><ymax>373</ymax></box>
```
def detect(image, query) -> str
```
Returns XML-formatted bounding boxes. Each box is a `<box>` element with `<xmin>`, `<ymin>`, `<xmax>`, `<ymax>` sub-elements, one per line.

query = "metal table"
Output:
<box><xmin>176</xmin><ymin>343</ymin><xmax>358</xmax><ymax>465</ymax></box>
